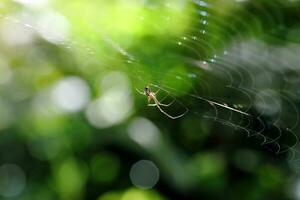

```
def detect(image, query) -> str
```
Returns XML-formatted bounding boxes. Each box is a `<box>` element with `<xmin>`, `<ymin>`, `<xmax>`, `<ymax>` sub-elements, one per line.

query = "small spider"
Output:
<box><xmin>136</xmin><ymin>86</ymin><xmax>187</xmax><ymax>119</ymax></box>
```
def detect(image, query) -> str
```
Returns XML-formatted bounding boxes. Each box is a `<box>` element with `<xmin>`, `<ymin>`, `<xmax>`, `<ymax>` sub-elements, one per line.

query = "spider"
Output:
<box><xmin>136</xmin><ymin>86</ymin><xmax>187</xmax><ymax>119</ymax></box>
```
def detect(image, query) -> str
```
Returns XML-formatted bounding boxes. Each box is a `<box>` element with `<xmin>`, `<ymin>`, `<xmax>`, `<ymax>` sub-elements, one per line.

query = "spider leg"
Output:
<box><xmin>135</xmin><ymin>88</ymin><xmax>145</xmax><ymax>95</ymax></box>
<box><xmin>152</xmin><ymin>91</ymin><xmax>175</xmax><ymax>106</ymax></box>
<box><xmin>158</xmin><ymin>94</ymin><xmax>169</xmax><ymax>102</ymax></box>
<box><xmin>148</xmin><ymin>96</ymin><xmax>174</xmax><ymax>107</ymax></box>
<box><xmin>153</xmin><ymin>98</ymin><xmax>187</xmax><ymax>119</ymax></box>
<box><xmin>153</xmin><ymin>88</ymin><xmax>160</xmax><ymax>95</ymax></box>
<box><xmin>157</xmin><ymin>99</ymin><xmax>175</xmax><ymax>107</ymax></box>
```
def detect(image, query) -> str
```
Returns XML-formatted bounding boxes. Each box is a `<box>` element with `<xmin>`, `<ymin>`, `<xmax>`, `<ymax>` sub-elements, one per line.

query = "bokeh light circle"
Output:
<box><xmin>51</xmin><ymin>76</ymin><xmax>90</xmax><ymax>113</ymax></box>
<box><xmin>0</xmin><ymin>164</ymin><xmax>26</xmax><ymax>197</ymax></box>
<box><xmin>129</xmin><ymin>160</ymin><xmax>159</xmax><ymax>189</ymax></box>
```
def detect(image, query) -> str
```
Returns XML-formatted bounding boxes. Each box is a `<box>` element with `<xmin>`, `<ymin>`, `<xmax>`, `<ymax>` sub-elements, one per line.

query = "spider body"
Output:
<box><xmin>144</xmin><ymin>86</ymin><xmax>151</xmax><ymax>96</ymax></box>
<box><xmin>144</xmin><ymin>86</ymin><xmax>156</xmax><ymax>103</ymax></box>
<box><xmin>136</xmin><ymin>86</ymin><xmax>188</xmax><ymax>119</ymax></box>
<box><xmin>137</xmin><ymin>85</ymin><xmax>249</xmax><ymax>119</ymax></box>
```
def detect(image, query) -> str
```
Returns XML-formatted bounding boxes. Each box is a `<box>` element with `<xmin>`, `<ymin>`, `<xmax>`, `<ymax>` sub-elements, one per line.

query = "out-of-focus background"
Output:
<box><xmin>1</xmin><ymin>0</ymin><xmax>300</xmax><ymax>199</ymax></box>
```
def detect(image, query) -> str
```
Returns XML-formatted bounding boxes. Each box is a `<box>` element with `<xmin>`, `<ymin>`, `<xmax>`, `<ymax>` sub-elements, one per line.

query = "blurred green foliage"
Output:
<box><xmin>0</xmin><ymin>0</ymin><xmax>300</xmax><ymax>200</ymax></box>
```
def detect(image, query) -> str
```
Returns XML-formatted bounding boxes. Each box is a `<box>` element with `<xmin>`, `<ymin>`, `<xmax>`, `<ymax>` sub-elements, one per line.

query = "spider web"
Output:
<box><xmin>125</xmin><ymin>0</ymin><xmax>300</xmax><ymax>173</ymax></box>
<box><xmin>1</xmin><ymin>0</ymin><xmax>300</xmax><ymax>173</ymax></box>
